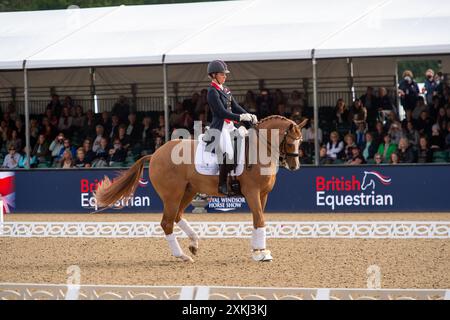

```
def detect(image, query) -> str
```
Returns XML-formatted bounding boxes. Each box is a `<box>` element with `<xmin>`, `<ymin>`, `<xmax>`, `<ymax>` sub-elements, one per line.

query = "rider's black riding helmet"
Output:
<box><xmin>207</xmin><ymin>60</ymin><xmax>230</xmax><ymax>75</ymax></box>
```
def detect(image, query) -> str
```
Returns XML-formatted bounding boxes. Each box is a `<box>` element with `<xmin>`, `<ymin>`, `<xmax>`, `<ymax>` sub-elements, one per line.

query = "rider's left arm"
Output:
<box><xmin>231</xmin><ymin>96</ymin><xmax>248</xmax><ymax>114</ymax></box>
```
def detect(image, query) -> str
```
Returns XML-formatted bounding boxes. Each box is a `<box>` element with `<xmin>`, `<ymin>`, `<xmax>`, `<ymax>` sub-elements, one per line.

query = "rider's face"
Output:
<box><xmin>215</xmin><ymin>72</ymin><xmax>227</xmax><ymax>84</ymax></box>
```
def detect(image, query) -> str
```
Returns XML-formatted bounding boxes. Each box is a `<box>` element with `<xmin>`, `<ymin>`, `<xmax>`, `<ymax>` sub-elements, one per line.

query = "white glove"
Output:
<box><xmin>250</xmin><ymin>114</ymin><xmax>258</xmax><ymax>124</ymax></box>
<box><xmin>239</xmin><ymin>113</ymin><xmax>253</xmax><ymax>122</ymax></box>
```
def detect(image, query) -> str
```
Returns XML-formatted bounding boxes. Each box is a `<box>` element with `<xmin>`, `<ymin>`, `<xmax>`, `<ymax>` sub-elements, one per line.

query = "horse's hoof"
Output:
<box><xmin>178</xmin><ymin>254</ymin><xmax>194</xmax><ymax>263</ymax></box>
<box><xmin>252</xmin><ymin>250</ymin><xmax>273</xmax><ymax>262</ymax></box>
<box><xmin>189</xmin><ymin>245</ymin><xmax>198</xmax><ymax>256</ymax></box>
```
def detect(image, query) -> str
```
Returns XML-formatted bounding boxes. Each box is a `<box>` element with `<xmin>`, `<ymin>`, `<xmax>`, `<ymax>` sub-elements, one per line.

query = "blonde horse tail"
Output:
<box><xmin>94</xmin><ymin>155</ymin><xmax>152</xmax><ymax>208</ymax></box>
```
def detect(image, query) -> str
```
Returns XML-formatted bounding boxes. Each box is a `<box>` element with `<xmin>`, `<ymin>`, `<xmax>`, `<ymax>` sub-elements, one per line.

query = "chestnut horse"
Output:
<box><xmin>94</xmin><ymin>115</ymin><xmax>307</xmax><ymax>262</ymax></box>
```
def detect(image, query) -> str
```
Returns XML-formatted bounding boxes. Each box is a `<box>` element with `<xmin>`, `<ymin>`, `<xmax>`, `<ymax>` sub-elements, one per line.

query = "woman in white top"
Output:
<box><xmin>326</xmin><ymin>131</ymin><xmax>344</xmax><ymax>160</ymax></box>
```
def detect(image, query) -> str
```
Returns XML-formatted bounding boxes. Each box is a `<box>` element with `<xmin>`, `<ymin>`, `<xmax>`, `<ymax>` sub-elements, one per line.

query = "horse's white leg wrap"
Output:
<box><xmin>251</xmin><ymin>227</ymin><xmax>272</xmax><ymax>262</ymax></box>
<box><xmin>177</xmin><ymin>219</ymin><xmax>199</xmax><ymax>255</ymax></box>
<box><xmin>177</xmin><ymin>219</ymin><xmax>198</xmax><ymax>241</ymax></box>
<box><xmin>165</xmin><ymin>233</ymin><xmax>183</xmax><ymax>257</ymax></box>
<box><xmin>251</xmin><ymin>227</ymin><xmax>266</xmax><ymax>250</ymax></box>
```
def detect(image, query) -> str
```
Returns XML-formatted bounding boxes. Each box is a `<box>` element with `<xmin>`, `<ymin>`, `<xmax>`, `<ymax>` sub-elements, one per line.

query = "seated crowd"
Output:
<box><xmin>0</xmin><ymin>69</ymin><xmax>449</xmax><ymax>168</ymax></box>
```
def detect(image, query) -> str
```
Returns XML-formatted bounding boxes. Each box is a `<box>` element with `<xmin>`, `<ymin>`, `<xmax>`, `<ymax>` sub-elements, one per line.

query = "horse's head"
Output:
<box><xmin>279</xmin><ymin>118</ymin><xmax>308</xmax><ymax>171</ymax></box>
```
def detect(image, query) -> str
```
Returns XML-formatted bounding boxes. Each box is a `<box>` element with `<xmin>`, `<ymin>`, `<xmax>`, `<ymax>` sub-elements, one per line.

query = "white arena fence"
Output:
<box><xmin>0</xmin><ymin>283</ymin><xmax>448</xmax><ymax>300</ymax></box>
<box><xmin>0</xmin><ymin>221</ymin><xmax>449</xmax><ymax>239</ymax></box>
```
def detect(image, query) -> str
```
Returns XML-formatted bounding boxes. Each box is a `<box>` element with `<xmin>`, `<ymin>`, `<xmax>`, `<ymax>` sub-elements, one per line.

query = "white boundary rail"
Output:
<box><xmin>0</xmin><ymin>283</ymin><xmax>448</xmax><ymax>300</ymax></box>
<box><xmin>0</xmin><ymin>221</ymin><xmax>449</xmax><ymax>239</ymax></box>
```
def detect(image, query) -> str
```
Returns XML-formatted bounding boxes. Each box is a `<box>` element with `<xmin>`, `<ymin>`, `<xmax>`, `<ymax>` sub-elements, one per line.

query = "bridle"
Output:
<box><xmin>279</xmin><ymin>124</ymin><xmax>302</xmax><ymax>163</ymax></box>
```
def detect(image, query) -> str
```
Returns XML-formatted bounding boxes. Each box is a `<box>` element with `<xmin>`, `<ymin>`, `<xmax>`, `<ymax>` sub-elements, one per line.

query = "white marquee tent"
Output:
<box><xmin>1</xmin><ymin>0</ymin><xmax>450</xmax><ymax>165</ymax></box>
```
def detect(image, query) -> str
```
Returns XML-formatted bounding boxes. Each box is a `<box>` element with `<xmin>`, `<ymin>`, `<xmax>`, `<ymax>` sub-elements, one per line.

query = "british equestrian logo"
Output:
<box><xmin>315</xmin><ymin>171</ymin><xmax>393</xmax><ymax>210</ymax></box>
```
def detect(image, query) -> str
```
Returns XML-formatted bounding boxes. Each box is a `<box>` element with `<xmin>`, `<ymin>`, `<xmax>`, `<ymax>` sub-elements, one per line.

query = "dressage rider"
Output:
<box><xmin>205</xmin><ymin>60</ymin><xmax>258</xmax><ymax>195</ymax></box>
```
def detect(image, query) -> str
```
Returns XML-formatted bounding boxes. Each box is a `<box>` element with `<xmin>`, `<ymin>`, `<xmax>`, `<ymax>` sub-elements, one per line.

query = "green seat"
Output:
<box><xmin>109</xmin><ymin>161</ymin><xmax>125</xmax><ymax>168</ymax></box>
<box><xmin>333</xmin><ymin>159</ymin><xmax>344</xmax><ymax>164</ymax></box>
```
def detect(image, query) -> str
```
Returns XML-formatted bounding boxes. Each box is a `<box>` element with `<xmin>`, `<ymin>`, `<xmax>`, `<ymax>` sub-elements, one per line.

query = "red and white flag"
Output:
<box><xmin>0</xmin><ymin>172</ymin><xmax>15</xmax><ymax>214</ymax></box>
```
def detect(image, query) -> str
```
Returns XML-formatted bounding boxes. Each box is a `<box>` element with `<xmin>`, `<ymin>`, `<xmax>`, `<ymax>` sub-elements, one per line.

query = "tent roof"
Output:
<box><xmin>1</xmin><ymin>0</ymin><xmax>449</xmax><ymax>70</ymax></box>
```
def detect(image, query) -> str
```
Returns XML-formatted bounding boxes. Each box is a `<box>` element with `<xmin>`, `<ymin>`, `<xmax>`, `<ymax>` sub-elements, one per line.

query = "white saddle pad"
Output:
<box><xmin>195</xmin><ymin>134</ymin><xmax>245</xmax><ymax>176</ymax></box>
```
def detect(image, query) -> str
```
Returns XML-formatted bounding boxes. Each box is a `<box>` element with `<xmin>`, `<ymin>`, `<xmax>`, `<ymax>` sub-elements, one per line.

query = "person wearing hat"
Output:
<box><xmin>204</xmin><ymin>60</ymin><xmax>257</xmax><ymax>195</ymax></box>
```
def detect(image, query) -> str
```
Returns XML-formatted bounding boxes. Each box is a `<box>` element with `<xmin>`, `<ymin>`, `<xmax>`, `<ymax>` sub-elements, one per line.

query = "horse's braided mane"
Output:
<box><xmin>256</xmin><ymin>115</ymin><xmax>296</xmax><ymax>127</ymax></box>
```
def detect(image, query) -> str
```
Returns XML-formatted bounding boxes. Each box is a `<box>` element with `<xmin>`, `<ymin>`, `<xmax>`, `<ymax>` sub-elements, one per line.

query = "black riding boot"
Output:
<box><xmin>218</xmin><ymin>163</ymin><xmax>232</xmax><ymax>195</ymax></box>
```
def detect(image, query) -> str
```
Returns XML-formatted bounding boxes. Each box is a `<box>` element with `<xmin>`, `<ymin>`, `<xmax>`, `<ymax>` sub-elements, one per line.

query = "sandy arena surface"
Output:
<box><xmin>1</xmin><ymin>213</ymin><xmax>449</xmax><ymax>289</ymax></box>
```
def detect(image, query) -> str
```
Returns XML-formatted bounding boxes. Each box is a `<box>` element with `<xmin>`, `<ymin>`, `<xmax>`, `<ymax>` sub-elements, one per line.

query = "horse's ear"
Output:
<box><xmin>298</xmin><ymin>118</ymin><xmax>309</xmax><ymax>129</ymax></box>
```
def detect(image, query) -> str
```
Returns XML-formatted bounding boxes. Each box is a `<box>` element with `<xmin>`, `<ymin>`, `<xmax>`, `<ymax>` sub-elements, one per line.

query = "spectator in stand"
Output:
<box><xmin>350</xmin><ymin>98</ymin><xmax>367</xmax><ymax>130</ymax></box>
<box><xmin>256</xmin><ymin>89</ymin><xmax>274</xmax><ymax>119</ymax></box>
<box><xmin>397</xmin><ymin>137</ymin><xmax>415</xmax><ymax>163</ymax></box>
<box><xmin>57</xmin><ymin>106</ymin><xmax>73</xmax><ymax>135</ymax></box>
<box><xmin>423</xmin><ymin>69</ymin><xmax>437</xmax><ymax>106</ymax></box>
<box><xmin>301</xmin><ymin>119</ymin><xmax>322</xmax><ymax>156</ymax></box>
<box><xmin>319</xmin><ymin>145</ymin><xmax>334</xmax><ymax>165</ymax></box>
<box><xmin>377</xmin><ymin>87</ymin><xmax>395</xmax><ymax>123</ymax></box>
<box><xmin>412</xmin><ymin>96</ymin><xmax>429</xmax><ymax>120</ymax></box>
<box><xmin>109</xmin><ymin>114</ymin><xmax>121</xmax><ymax>140</ymax></box>
<box><xmin>388</xmin><ymin>121</ymin><xmax>402</xmax><ymax>145</ymax></box>
<box><xmin>398</xmin><ymin>70</ymin><xmax>420</xmax><ymax>112</ymax></box>
<box><xmin>342</xmin><ymin>133</ymin><xmax>357</xmax><ymax>161</ymax></box>
<box><xmin>72</xmin><ymin>105</ymin><xmax>85</xmax><ymax>129</ymax></box>
<box><xmin>334</xmin><ymin>98</ymin><xmax>352</xmax><ymax>134</ymax></box>
<box><xmin>429</xmin><ymin>124</ymin><xmax>444</xmax><ymax>150</ymax></box>
<box><xmin>298</xmin><ymin>147</ymin><xmax>312</xmax><ymax>164</ymax></box>
<box><xmin>6</xmin><ymin>129</ymin><xmax>22</xmax><ymax>152</ymax></box>
<box><xmin>14</xmin><ymin>118</ymin><xmax>26</xmax><ymax>143</ymax></box>
<box><xmin>361</xmin><ymin>132</ymin><xmax>378</xmax><ymax>161</ymax></box>
<box><xmin>2</xmin><ymin>111</ymin><xmax>15</xmax><ymax>129</ymax></box>
<box><xmin>154</xmin><ymin>136</ymin><xmax>164</xmax><ymax>151</ymax></box>
<box><xmin>29</xmin><ymin>118</ymin><xmax>40</xmax><ymax>147</ymax></box>
<box><xmin>117</xmin><ymin>124</ymin><xmax>131</xmax><ymax>150</ymax></box>
<box><xmin>416</xmin><ymin>136</ymin><xmax>432</xmax><ymax>163</ymax></box>
<box><xmin>374</xmin><ymin>153</ymin><xmax>383</xmax><ymax>165</ymax></box>
<box><xmin>92</xmin><ymin>137</ymin><xmax>109</xmax><ymax>167</ymax></box>
<box><xmin>435</xmin><ymin>107</ymin><xmax>448</xmax><ymax>133</ymax></box>
<box><xmin>81</xmin><ymin>110</ymin><xmax>96</xmax><ymax>140</ymax></box>
<box><xmin>98</xmin><ymin>111</ymin><xmax>111</xmax><ymax>136</ymax></box>
<box><xmin>377</xmin><ymin>133</ymin><xmax>397</xmax><ymax>163</ymax></box>
<box><xmin>58</xmin><ymin>149</ymin><xmax>74</xmax><ymax>169</ymax></box>
<box><xmin>40</xmin><ymin>117</ymin><xmax>57</xmax><ymax>141</ymax></box>
<box><xmin>62</xmin><ymin>95</ymin><xmax>74</xmax><ymax>109</ymax></box>
<box><xmin>347</xmin><ymin>146</ymin><xmax>366</xmax><ymax>165</ymax></box>
<box><xmin>112</xmin><ymin>96</ymin><xmax>131</xmax><ymax>123</ymax></box>
<box><xmin>354</xmin><ymin>122</ymin><xmax>367</xmax><ymax>148</ymax></box>
<box><xmin>416</xmin><ymin>111</ymin><xmax>433</xmax><ymax>137</ymax></box>
<box><xmin>361</xmin><ymin>88</ymin><xmax>378</xmax><ymax>130</ymax></box>
<box><xmin>2</xmin><ymin>145</ymin><xmax>20</xmax><ymax>169</ymax></box>
<box><xmin>198</xmin><ymin>112</ymin><xmax>210</xmax><ymax>131</ymax></box>
<box><xmin>170</xmin><ymin>102</ymin><xmax>193</xmax><ymax>130</ymax></box>
<box><xmin>139</xmin><ymin>115</ymin><xmax>155</xmax><ymax>156</ymax></box>
<box><xmin>242</xmin><ymin>90</ymin><xmax>258</xmax><ymax>115</ymax></box>
<box><xmin>194</xmin><ymin>89</ymin><xmax>209</xmax><ymax>119</ymax></box>
<box><xmin>183</xmin><ymin>92</ymin><xmax>200</xmax><ymax>115</ymax></box>
<box><xmin>46</xmin><ymin>94</ymin><xmax>62</xmax><ymax>117</ymax></box>
<box><xmin>81</xmin><ymin>139</ymin><xmax>96</xmax><ymax>164</ymax></box>
<box><xmin>32</xmin><ymin>134</ymin><xmax>50</xmax><ymax>164</ymax></box>
<box><xmin>49</xmin><ymin>132</ymin><xmax>65</xmax><ymax>162</ymax></box>
<box><xmin>18</xmin><ymin>146</ymin><xmax>37</xmax><ymax>168</ymax></box>
<box><xmin>92</xmin><ymin>124</ymin><xmax>105</xmax><ymax>153</ymax></box>
<box><xmin>107</xmin><ymin>138</ymin><xmax>127</xmax><ymax>166</ymax></box>
<box><xmin>326</xmin><ymin>131</ymin><xmax>344</xmax><ymax>161</ymax></box>
<box><xmin>287</xmin><ymin>90</ymin><xmax>305</xmax><ymax>115</ymax></box>
<box><xmin>125</xmin><ymin>112</ymin><xmax>143</xmax><ymax>146</ymax></box>
<box><xmin>74</xmin><ymin>147</ymin><xmax>91</xmax><ymax>168</ymax></box>
<box><xmin>445</xmin><ymin>122</ymin><xmax>450</xmax><ymax>150</ymax></box>
<box><xmin>153</xmin><ymin>114</ymin><xmax>166</xmax><ymax>140</ymax></box>
<box><xmin>6</xmin><ymin>102</ymin><xmax>18</xmax><ymax>122</ymax></box>
<box><xmin>275</xmin><ymin>103</ymin><xmax>290</xmax><ymax>118</ymax></box>
<box><xmin>58</xmin><ymin>138</ymin><xmax>76</xmax><ymax>159</ymax></box>
<box><xmin>389</xmin><ymin>152</ymin><xmax>400</xmax><ymax>165</ymax></box>
<box><xmin>403</xmin><ymin>120</ymin><xmax>420</xmax><ymax>150</ymax></box>
<box><xmin>0</xmin><ymin>120</ymin><xmax>8</xmax><ymax>147</ymax></box>
<box><xmin>273</xmin><ymin>89</ymin><xmax>286</xmax><ymax>110</ymax></box>
<box><xmin>429</xmin><ymin>96</ymin><xmax>441</xmax><ymax>120</ymax></box>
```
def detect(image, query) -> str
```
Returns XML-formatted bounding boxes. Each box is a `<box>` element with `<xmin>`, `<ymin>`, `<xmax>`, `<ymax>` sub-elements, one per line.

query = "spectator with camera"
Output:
<box><xmin>49</xmin><ymin>132</ymin><xmax>65</xmax><ymax>163</ymax></box>
<box><xmin>2</xmin><ymin>145</ymin><xmax>20</xmax><ymax>169</ymax></box>
<box><xmin>107</xmin><ymin>138</ymin><xmax>127</xmax><ymax>166</ymax></box>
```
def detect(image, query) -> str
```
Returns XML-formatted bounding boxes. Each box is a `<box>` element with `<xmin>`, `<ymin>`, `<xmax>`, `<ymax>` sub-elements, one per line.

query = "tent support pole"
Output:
<box><xmin>162</xmin><ymin>56</ymin><xmax>170</xmax><ymax>142</ymax></box>
<box><xmin>90</xmin><ymin>67</ymin><xmax>96</xmax><ymax>113</ymax></box>
<box><xmin>312</xmin><ymin>50</ymin><xmax>319</xmax><ymax>166</ymax></box>
<box><xmin>395</xmin><ymin>59</ymin><xmax>401</xmax><ymax>118</ymax></box>
<box><xmin>23</xmin><ymin>61</ymin><xmax>31</xmax><ymax>169</ymax></box>
<box><xmin>347</xmin><ymin>57</ymin><xmax>355</xmax><ymax>101</ymax></box>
